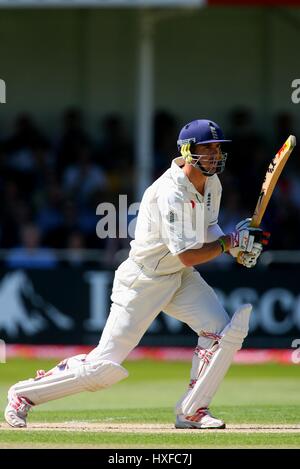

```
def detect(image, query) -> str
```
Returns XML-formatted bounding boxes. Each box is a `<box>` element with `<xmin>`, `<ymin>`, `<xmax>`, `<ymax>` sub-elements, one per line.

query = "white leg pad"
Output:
<box><xmin>180</xmin><ymin>304</ymin><xmax>252</xmax><ymax>416</ymax></box>
<box><xmin>12</xmin><ymin>358</ymin><xmax>128</xmax><ymax>405</ymax></box>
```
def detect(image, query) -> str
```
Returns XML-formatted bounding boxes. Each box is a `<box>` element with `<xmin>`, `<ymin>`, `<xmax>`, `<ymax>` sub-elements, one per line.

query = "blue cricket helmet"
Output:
<box><xmin>177</xmin><ymin>119</ymin><xmax>231</xmax><ymax>149</ymax></box>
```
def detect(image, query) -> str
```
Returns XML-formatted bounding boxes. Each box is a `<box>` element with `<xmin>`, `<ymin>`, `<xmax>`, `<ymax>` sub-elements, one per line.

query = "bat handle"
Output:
<box><xmin>237</xmin><ymin>251</ymin><xmax>244</xmax><ymax>265</ymax></box>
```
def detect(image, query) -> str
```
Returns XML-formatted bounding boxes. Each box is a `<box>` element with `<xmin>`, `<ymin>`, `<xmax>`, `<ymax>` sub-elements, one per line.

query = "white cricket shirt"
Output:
<box><xmin>129</xmin><ymin>157</ymin><xmax>224</xmax><ymax>275</ymax></box>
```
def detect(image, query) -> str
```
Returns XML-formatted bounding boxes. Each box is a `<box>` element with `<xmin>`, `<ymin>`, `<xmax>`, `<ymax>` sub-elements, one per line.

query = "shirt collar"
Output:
<box><xmin>170</xmin><ymin>157</ymin><xmax>204</xmax><ymax>195</ymax></box>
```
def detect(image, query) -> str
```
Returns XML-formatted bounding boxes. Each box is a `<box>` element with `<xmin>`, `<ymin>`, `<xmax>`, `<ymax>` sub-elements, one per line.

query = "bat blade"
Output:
<box><xmin>250</xmin><ymin>134</ymin><xmax>296</xmax><ymax>228</ymax></box>
<box><xmin>237</xmin><ymin>135</ymin><xmax>296</xmax><ymax>265</ymax></box>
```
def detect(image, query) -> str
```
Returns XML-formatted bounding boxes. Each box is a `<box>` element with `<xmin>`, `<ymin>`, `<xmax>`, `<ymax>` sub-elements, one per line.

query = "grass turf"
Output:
<box><xmin>0</xmin><ymin>358</ymin><xmax>299</xmax><ymax>448</ymax></box>
<box><xmin>0</xmin><ymin>430</ymin><xmax>300</xmax><ymax>449</ymax></box>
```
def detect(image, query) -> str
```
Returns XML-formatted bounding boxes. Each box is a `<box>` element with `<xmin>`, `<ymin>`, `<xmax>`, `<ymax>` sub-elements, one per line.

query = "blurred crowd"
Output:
<box><xmin>0</xmin><ymin>107</ymin><xmax>300</xmax><ymax>269</ymax></box>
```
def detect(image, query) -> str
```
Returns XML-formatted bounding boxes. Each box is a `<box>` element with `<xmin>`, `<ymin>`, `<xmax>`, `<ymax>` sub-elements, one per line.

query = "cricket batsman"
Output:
<box><xmin>4</xmin><ymin>119</ymin><xmax>269</xmax><ymax>429</ymax></box>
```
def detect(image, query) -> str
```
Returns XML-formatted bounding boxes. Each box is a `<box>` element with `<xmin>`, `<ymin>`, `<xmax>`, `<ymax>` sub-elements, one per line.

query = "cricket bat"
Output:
<box><xmin>237</xmin><ymin>135</ymin><xmax>296</xmax><ymax>262</ymax></box>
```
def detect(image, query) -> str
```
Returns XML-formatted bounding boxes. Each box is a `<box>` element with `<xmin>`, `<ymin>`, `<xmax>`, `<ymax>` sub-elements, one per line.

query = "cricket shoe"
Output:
<box><xmin>175</xmin><ymin>407</ymin><xmax>225</xmax><ymax>429</ymax></box>
<box><xmin>4</xmin><ymin>387</ymin><xmax>33</xmax><ymax>428</ymax></box>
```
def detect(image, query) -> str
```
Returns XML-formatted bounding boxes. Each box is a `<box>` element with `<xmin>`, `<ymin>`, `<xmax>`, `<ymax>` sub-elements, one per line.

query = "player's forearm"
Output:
<box><xmin>178</xmin><ymin>235</ymin><xmax>231</xmax><ymax>267</ymax></box>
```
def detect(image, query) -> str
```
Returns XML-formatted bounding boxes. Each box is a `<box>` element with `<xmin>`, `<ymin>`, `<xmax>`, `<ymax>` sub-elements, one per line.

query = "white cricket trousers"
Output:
<box><xmin>87</xmin><ymin>258</ymin><xmax>229</xmax><ymax>364</ymax></box>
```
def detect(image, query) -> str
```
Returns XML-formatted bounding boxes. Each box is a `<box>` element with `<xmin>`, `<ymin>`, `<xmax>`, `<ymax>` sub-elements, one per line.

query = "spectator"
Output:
<box><xmin>5</xmin><ymin>223</ymin><xmax>58</xmax><ymax>269</ymax></box>
<box><xmin>227</xmin><ymin>108</ymin><xmax>267</xmax><ymax>209</ymax></box>
<box><xmin>3</xmin><ymin>114</ymin><xmax>49</xmax><ymax>194</ymax></box>
<box><xmin>55</xmin><ymin>108</ymin><xmax>91</xmax><ymax>173</ymax></box>
<box><xmin>96</xmin><ymin>114</ymin><xmax>134</xmax><ymax>195</ymax></box>
<box><xmin>64</xmin><ymin>231</ymin><xmax>87</xmax><ymax>267</ymax></box>
<box><xmin>44</xmin><ymin>200</ymin><xmax>79</xmax><ymax>248</ymax></box>
<box><xmin>63</xmin><ymin>145</ymin><xmax>108</xmax><ymax>205</ymax></box>
<box><xmin>0</xmin><ymin>181</ymin><xmax>33</xmax><ymax>248</ymax></box>
<box><xmin>4</xmin><ymin>113</ymin><xmax>48</xmax><ymax>159</ymax></box>
<box><xmin>36</xmin><ymin>182</ymin><xmax>64</xmax><ymax>236</ymax></box>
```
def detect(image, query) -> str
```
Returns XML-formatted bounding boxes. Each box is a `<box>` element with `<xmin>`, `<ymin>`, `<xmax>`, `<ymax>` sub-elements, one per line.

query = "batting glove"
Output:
<box><xmin>237</xmin><ymin>242</ymin><xmax>263</xmax><ymax>268</ymax></box>
<box><xmin>229</xmin><ymin>218</ymin><xmax>270</xmax><ymax>253</ymax></box>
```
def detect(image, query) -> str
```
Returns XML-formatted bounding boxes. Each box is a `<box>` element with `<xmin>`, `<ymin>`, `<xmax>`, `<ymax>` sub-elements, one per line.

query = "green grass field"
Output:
<box><xmin>0</xmin><ymin>358</ymin><xmax>300</xmax><ymax>448</ymax></box>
